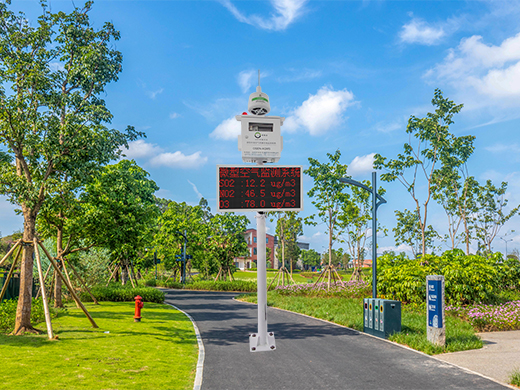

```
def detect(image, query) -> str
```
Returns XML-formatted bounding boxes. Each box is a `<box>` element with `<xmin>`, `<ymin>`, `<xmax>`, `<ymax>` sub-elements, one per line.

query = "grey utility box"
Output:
<box><xmin>363</xmin><ymin>298</ymin><xmax>401</xmax><ymax>339</ymax></box>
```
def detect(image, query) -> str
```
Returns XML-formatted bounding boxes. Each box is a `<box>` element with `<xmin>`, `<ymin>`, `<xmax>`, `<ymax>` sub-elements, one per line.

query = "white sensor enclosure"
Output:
<box><xmin>236</xmin><ymin>115</ymin><xmax>284</xmax><ymax>163</ymax></box>
<box><xmin>248</xmin><ymin>86</ymin><xmax>271</xmax><ymax>115</ymax></box>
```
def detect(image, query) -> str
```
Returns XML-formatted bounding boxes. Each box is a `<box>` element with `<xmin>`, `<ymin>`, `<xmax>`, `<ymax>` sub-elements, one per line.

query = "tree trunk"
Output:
<box><xmin>121</xmin><ymin>262</ymin><xmax>128</xmax><ymax>285</ymax></box>
<box><xmin>13</xmin><ymin>212</ymin><xmax>38</xmax><ymax>335</ymax></box>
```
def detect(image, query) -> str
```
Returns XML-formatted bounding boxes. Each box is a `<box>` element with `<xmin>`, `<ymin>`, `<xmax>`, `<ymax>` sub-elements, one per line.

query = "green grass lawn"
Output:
<box><xmin>234</xmin><ymin>270</ymin><xmax>332</xmax><ymax>284</ymax></box>
<box><xmin>0</xmin><ymin>302</ymin><xmax>197</xmax><ymax>390</ymax></box>
<box><xmin>238</xmin><ymin>291</ymin><xmax>483</xmax><ymax>355</ymax></box>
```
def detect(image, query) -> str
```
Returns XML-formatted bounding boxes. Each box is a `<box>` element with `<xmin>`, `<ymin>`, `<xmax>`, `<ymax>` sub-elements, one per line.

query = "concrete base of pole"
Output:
<box><xmin>134</xmin><ymin>318</ymin><xmax>141</xmax><ymax>322</ymax></box>
<box><xmin>249</xmin><ymin>332</ymin><xmax>276</xmax><ymax>352</ymax></box>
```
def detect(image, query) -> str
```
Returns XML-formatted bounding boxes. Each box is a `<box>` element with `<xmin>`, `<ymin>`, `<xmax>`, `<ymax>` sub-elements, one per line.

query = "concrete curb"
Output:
<box><xmin>166</xmin><ymin>302</ymin><xmax>205</xmax><ymax>390</ymax></box>
<box><xmin>234</xmin><ymin>297</ymin><xmax>516</xmax><ymax>389</ymax></box>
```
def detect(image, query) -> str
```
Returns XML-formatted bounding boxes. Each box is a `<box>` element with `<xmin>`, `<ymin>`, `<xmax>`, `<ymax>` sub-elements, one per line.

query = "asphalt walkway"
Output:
<box><xmin>163</xmin><ymin>289</ymin><xmax>510</xmax><ymax>390</ymax></box>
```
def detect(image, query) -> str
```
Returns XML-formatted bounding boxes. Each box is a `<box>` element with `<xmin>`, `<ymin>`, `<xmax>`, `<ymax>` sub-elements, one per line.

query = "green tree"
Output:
<box><xmin>374</xmin><ymin>89</ymin><xmax>474</xmax><ymax>256</ymax></box>
<box><xmin>304</xmin><ymin>150</ymin><xmax>349</xmax><ymax>288</ymax></box>
<box><xmin>271</xmin><ymin>211</ymin><xmax>303</xmax><ymax>274</ymax></box>
<box><xmin>300</xmin><ymin>249</ymin><xmax>321</xmax><ymax>269</ymax></box>
<box><xmin>81</xmin><ymin>160</ymin><xmax>158</xmax><ymax>284</ymax></box>
<box><xmin>208</xmin><ymin>213</ymin><xmax>249</xmax><ymax>280</ymax></box>
<box><xmin>471</xmin><ymin>180</ymin><xmax>519</xmax><ymax>252</ymax></box>
<box><xmin>432</xmin><ymin>164</ymin><xmax>479</xmax><ymax>254</ymax></box>
<box><xmin>154</xmin><ymin>201</ymin><xmax>209</xmax><ymax>279</ymax></box>
<box><xmin>393</xmin><ymin>209</ymin><xmax>439</xmax><ymax>258</ymax></box>
<box><xmin>0</xmin><ymin>2</ymin><xmax>138</xmax><ymax>334</ymax></box>
<box><xmin>338</xmin><ymin>180</ymin><xmax>386</xmax><ymax>278</ymax></box>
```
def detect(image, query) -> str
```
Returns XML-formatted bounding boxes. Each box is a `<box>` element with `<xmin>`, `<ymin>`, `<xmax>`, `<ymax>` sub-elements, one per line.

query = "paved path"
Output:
<box><xmin>437</xmin><ymin>330</ymin><xmax>520</xmax><ymax>385</ymax></box>
<box><xmin>163</xmin><ymin>289</ymin><xmax>510</xmax><ymax>390</ymax></box>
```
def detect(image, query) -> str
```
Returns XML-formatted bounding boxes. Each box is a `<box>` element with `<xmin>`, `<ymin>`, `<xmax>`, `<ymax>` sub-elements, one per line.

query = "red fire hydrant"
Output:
<box><xmin>134</xmin><ymin>295</ymin><xmax>144</xmax><ymax>322</ymax></box>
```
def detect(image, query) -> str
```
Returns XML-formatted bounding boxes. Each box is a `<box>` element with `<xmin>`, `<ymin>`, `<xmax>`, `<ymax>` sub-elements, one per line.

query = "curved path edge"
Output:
<box><xmin>166</xmin><ymin>302</ymin><xmax>205</xmax><ymax>390</ymax></box>
<box><xmin>234</xmin><ymin>297</ymin><xmax>517</xmax><ymax>390</ymax></box>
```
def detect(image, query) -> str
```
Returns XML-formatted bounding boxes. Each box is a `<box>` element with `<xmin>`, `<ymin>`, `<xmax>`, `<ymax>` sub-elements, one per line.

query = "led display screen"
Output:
<box><xmin>217</xmin><ymin>165</ymin><xmax>303</xmax><ymax>211</ymax></box>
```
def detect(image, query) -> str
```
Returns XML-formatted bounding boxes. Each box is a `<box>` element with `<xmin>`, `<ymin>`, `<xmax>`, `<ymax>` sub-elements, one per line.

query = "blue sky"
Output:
<box><xmin>2</xmin><ymin>0</ymin><xmax>520</xmax><ymax>257</ymax></box>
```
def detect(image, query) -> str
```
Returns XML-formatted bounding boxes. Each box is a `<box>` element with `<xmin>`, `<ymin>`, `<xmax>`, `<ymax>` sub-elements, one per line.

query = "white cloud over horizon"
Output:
<box><xmin>348</xmin><ymin>153</ymin><xmax>376</xmax><ymax>177</ymax></box>
<box><xmin>210</xmin><ymin>117</ymin><xmax>241</xmax><ymax>140</ymax></box>
<box><xmin>426</xmin><ymin>32</ymin><xmax>520</xmax><ymax>108</ymax></box>
<box><xmin>220</xmin><ymin>0</ymin><xmax>308</xmax><ymax>31</ymax></box>
<box><xmin>399</xmin><ymin>18</ymin><xmax>446</xmax><ymax>45</ymax></box>
<box><xmin>187</xmin><ymin>180</ymin><xmax>204</xmax><ymax>199</ymax></box>
<box><xmin>122</xmin><ymin>139</ymin><xmax>163</xmax><ymax>159</ymax></box>
<box><xmin>283</xmin><ymin>86</ymin><xmax>355</xmax><ymax>136</ymax></box>
<box><xmin>122</xmin><ymin>140</ymin><xmax>207</xmax><ymax>169</ymax></box>
<box><xmin>150</xmin><ymin>151</ymin><xmax>207</xmax><ymax>169</ymax></box>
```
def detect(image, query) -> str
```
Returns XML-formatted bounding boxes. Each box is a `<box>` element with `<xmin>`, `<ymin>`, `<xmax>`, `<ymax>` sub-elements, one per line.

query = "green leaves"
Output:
<box><xmin>374</xmin><ymin>89</ymin><xmax>474</xmax><ymax>255</ymax></box>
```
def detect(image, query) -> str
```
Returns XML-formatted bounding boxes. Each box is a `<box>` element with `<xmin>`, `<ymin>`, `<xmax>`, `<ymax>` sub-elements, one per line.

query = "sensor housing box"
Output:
<box><xmin>236</xmin><ymin>115</ymin><xmax>284</xmax><ymax>163</ymax></box>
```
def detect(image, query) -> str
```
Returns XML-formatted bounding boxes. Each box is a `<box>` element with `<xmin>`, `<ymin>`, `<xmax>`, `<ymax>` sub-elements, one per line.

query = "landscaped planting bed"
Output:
<box><xmin>447</xmin><ymin>300</ymin><xmax>520</xmax><ymax>332</ymax></box>
<box><xmin>274</xmin><ymin>280</ymin><xmax>370</xmax><ymax>298</ymax></box>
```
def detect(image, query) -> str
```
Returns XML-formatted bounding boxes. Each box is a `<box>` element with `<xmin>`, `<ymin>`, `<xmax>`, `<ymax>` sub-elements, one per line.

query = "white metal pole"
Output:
<box><xmin>249</xmin><ymin>161</ymin><xmax>275</xmax><ymax>352</ymax></box>
<box><xmin>256</xmin><ymin>211</ymin><xmax>267</xmax><ymax>346</ymax></box>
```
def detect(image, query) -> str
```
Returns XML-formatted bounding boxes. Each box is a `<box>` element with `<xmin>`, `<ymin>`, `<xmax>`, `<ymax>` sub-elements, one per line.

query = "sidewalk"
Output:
<box><xmin>436</xmin><ymin>330</ymin><xmax>520</xmax><ymax>386</ymax></box>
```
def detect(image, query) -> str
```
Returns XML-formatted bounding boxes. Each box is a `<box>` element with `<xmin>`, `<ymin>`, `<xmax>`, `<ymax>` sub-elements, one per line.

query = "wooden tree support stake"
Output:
<box><xmin>33</xmin><ymin>238</ymin><xmax>54</xmax><ymax>340</ymax></box>
<box><xmin>0</xmin><ymin>245</ymin><xmax>22</xmax><ymax>302</ymax></box>
<box><xmin>0</xmin><ymin>239</ymin><xmax>22</xmax><ymax>268</ymax></box>
<box><xmin>64</xmin><ymin>258</ymin><xmax>99</xmax><ymax>305</ymax></box>
<box><xmin>106</xmin><ymin>264</ymin><xmax>119</xmax><ymax>286</ymax></box>
<box><xmin>36</xmin><ymin>263</ymin><xmax>54</xmax><ymax>299</ymax></box>
<box><xmin>37</xmin><ymin>241</ymin><xmax>98</xmax><ymax>328</ymax></box>
<box><xmin>61</xmin><ymin>259</ymin><xmax>79</xmax><ymax>309</ymax></box>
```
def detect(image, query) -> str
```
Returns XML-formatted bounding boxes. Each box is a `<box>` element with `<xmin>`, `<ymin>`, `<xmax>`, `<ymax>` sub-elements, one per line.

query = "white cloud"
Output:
<box><xmin>238</xmin><ymin>70</ymin><xmax>256</xmax><ymax>93</ymax></box>
<box><xmin>187</xmin><ymin>180</ymin><xmax>203</xmax><ymax>199</ymax></box>
<box><xmin>122</xmin><ymin>140</ymin><xmax>162</xmax><ymax>159</ymax></box>
<box><xmin>150</xmin><ymin>151</ymin><xmax>207</xmax><ymax>169</ymax></box>
<box><xmin>169</xmin><ymin>112</ymin><xmax>180</xmax><ymax>119</ymax></box>
<box><xmin>485</xmin><ymin>143</ymin><xmax>520</xmax><ymax>154</ymax></box>
<box><xmin>278</xmin><ymin>68</ymin><xmax>322</xmax><ymax>82</ymax></box>
<box><xmin>210</xmin><ymin>117</ymin><xmax>241</xmax><ymax>140</ymax></box>
<box><xmin>348</xmin><ymin>153</ymin><xmax>376</xmax><ymax>177</ymax></box>
<box><xmin>220</xmin><ymin>0</ymin><xmax>308</xmax><ymax>31</ymax></box>
<box><xmin>284</xmin><ymin>86</ymin><xmax>355</xmax><ymax>136</ymax></box>
<box><xmin>145</xmin><ymin>88</ymin><xmax>164</xmax><ymax>99</ymax></box>
<box><xmin>373</xmin><ymin>121</ymin><xmax>401</xmax><ymax>133</ymax></box>
<box><xmin>399</xmin><ymin>18</ymin><xmax>445</xmax><ymax>45</ymax></box>
<box><xmin>426</xmin><ymin>32</ymin><xmax>520</xmax><ymax>106</ymax></box>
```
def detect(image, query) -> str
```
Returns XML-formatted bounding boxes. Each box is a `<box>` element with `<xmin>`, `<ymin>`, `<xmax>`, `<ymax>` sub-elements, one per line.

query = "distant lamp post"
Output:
<box><xmin>339</xmin><ymin>172</ymin><xmax>387</xmax><ymax>298</ymax></box>
<box><xmin>175</xmin><ymin>230</ymin><xmax>188</xmax><ymax>283</ymax></box>
<box><xmin>500</xmin><ymin>230</ymin><xmax>515</xmax><ymax>259</ymax></box>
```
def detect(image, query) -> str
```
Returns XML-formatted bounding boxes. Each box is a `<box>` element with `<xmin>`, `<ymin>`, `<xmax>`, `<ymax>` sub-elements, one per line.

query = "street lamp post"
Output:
<box><xmin>339</xmin><ymin>172</ymin><xmax>386</xmax><ymax>298</ymax></box>
<box><xmin>500</xmin><ymin>236</ymin><xmax>513</xmax><ymax>259</ymax></box>
<box><xmin>175</xmin><ymin>230</ymin><xmax>188</xmax><ymax>284</ymax></box>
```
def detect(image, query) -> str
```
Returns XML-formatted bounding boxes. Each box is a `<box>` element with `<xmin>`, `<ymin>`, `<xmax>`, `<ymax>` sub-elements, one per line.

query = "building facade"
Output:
<box><xmin>235</xmin><ymin>228</ymin><xmax>276</xmax><ymax>270</ymax></box>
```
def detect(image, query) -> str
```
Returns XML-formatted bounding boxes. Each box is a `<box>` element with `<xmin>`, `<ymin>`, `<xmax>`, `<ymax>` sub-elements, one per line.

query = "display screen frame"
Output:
<box><xmin>216</xmin><ymin>164</ymin><xmax>303</xmax><ymax>212</ymax></box>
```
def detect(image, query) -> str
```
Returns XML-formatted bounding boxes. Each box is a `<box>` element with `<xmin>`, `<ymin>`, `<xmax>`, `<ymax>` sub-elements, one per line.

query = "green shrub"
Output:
<box><xmin>144</xmin><ymin>278</ymin><xmax>157</xmax><ymax>287</ymax></box>
<box><xmin>160</xmin><ymin>280</ymin><xmax>183</xmax><ymax>289</ymax></box>
<box><xmin>377</xmin><ymin>250</ymin><xmax>499</xmax><ymax>305</ymax></box>
<box><xmin>80</xmin><ymin>284</ymin><xmax>165</xmax><ymax>303</ymax></box>
<box><xmin>0</xmin><ymin>298</ymin><xmax>51</xmax><ymax>333</ymax></box>
<box><xmin>185</xmin><ymin>280</ymin><xmax>257</xmax><ymax>292</ymax></box>
<box><xmin>248</xmin><ymin>268</ymin><xmax>278</xmax><ymax>272</ymax></box>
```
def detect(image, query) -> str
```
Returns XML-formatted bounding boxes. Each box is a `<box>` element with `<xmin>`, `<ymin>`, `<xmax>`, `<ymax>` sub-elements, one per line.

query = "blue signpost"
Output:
<box><xmin>427</xmin><ymin>280</ymin><xmax>443</xmax><ymax>328</ymax></box>
<box><xmin>426</xmin><ymin>275</ymin><xmax>445</xmax><ymax>346</ymax></box>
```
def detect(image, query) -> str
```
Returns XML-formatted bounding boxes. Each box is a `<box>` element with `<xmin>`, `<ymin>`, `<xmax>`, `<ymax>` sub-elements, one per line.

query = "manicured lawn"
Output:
<box><xmin>0</xmin><ymin>302</ymin><xmax>197</xmax><ymax>390</ymax></box>
<box><xmin>238</xmin><ymin>291</ymin><xmax>483</xmax><ymax>355</ymax></box>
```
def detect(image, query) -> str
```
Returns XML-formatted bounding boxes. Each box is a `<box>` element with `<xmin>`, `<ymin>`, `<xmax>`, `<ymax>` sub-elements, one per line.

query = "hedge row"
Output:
<box><xmin>80</xmin><ymin>285</ymin><xmax>165</xmax><ymax>303</ymax></box>
<box><xmin>377</xmin><ymin>250</ymin><xmax>520</xmax><ymax>305</ymax></box>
